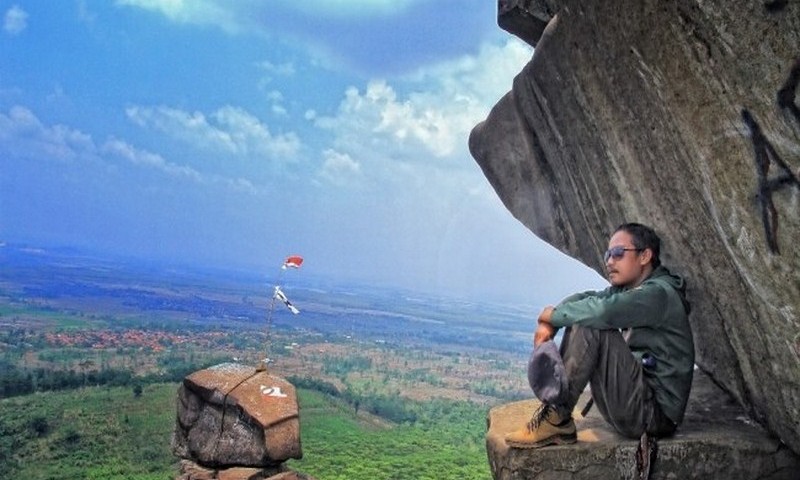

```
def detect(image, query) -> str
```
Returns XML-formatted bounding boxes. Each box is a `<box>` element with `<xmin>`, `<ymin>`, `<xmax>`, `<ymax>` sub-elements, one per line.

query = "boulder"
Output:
<box><xmin>172</xmin><ymin>363</ymin><xmax>302</xmax><ymax>468</ymax></box>
<box><xmin>470</xmin><ymin>0</ymin><xmax>800</xmax><ymax>454</ymax></box>
<box><xmin>486</xmin><ymin>371</ymin><xmax>800</xmax><ymax>479</ymax></box>
<box><xmin>175</xmin><ymin>460</ymin><xmax>313</xmax><ymax>480</ymax></box>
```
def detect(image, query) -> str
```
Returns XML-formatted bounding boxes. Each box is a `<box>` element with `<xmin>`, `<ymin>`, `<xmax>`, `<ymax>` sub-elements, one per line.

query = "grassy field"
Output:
<box><xmin>290</xmin><ymin>390</ymin><xmax>490</xmax><ymax>480</ymax></box>
<box><xmin>1</xmin><ymin>384</ymin><xmax>493</xmax><ymax>480</ymax></box>
<box><xmin>0</xmin><ymin>383</ymin><xmax>177</xmax><ymax>480</ymax></box>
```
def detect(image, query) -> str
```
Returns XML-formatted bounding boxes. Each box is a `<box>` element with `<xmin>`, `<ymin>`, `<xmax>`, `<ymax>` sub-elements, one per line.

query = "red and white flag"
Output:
<box><xmin>282</xmin><ymin>255</ymin><xmax>303</xmax><ymax>270</ymax></box>
<box><xmin>274</xmin><ymin>286</ymin><xmax>300</xmax><ymax>315</ymax></box>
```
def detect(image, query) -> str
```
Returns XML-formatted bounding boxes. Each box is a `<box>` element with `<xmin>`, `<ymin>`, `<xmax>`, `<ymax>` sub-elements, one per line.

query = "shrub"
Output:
<box><xmin>29</xmin><ymin>416</ymin><xmax>49</xmax><ymax>437</ymax></box>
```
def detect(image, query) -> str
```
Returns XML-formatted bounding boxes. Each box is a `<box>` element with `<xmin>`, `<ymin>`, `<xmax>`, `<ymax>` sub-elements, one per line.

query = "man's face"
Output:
<box><xmin>605</xmin><ymin>230</ymin><xmax>648</xmax><ymax>287</ymax></box>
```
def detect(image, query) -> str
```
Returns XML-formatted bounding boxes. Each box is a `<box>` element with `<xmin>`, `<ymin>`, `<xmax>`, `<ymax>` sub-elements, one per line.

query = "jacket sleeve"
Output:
<box><xmin>556</xmin><ymin>289</ymin><xmax>608</xmax><ymax>306</ymax></box>
<box><xmin>550</xmin><ymin>282</ymin><xmax>669</xmax><ymax>330</ymax></box>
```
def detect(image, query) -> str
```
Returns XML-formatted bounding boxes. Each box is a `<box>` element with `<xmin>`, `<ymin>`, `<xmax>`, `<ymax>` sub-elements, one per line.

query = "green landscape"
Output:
<box><xmin>0</xmin><ymin>244</ymin><xmax>539</xmax><ymax>479</ymax></box>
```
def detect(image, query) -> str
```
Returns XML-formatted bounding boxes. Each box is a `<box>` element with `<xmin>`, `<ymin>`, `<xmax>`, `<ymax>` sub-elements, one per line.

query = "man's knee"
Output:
<box><xmin>560</xmin><ymin>325</ymin><xmax>600</xmax><ymax>352</ymax></box>
<box><xmin>617</xmin><ymin>423</ymin><xmax>646</xmax><ymax>439</ymax></box>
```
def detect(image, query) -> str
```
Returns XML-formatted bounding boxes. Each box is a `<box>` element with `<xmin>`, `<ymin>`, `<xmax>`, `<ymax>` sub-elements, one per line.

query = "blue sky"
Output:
<box><xmin>0</xmin><ymin>0</ymin><xmax>604</xmax><ymax>303</ymax></box>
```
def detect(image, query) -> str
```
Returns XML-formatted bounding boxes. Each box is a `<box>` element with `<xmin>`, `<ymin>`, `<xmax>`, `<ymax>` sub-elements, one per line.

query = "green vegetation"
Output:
<box><xmin>322</xmin><ymin>354</ymin><xmax>373</xmax><ymax>377</ymax></box>
<box><xmin>0</xmin><ymin>248</ymin><xmax>536</xmax><ymax>479</ymax></box>
<box><xmin>0</xmin><ymin>352</ymin><xmax>230</xmax><ymax>399</ymax></box>
<box><xmin>1</xmin><ymin>384</ymin><xmax>492</xmax><ymax>480</ymax></box>
<box><xmin>290</xmin><ymin>390</ymin><xmax>491</xmax><ymax>480</ymax></box>
<box><xmin>0</xmin><ymin>383</ymin><xmax>178</xmax><ymax>479</ymax></box>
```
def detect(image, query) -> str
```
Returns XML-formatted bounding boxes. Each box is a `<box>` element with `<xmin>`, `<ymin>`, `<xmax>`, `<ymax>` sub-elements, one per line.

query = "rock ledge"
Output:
<box><xmin>486</xmin><ymin>372</ymin><xmax>800</xmax><ymax>479</ymax></box>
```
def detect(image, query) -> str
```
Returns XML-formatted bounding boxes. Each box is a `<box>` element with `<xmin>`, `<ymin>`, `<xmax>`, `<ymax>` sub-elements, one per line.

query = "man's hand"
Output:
<box><xmin>533</xmin><ymin>306</ymin><xmax>556</xmax><ymax>347</ymax></box>
<box><xmin>538</xmin><ymin>306</ymin><xmax>554</xmax><ymax>325</ymax></box>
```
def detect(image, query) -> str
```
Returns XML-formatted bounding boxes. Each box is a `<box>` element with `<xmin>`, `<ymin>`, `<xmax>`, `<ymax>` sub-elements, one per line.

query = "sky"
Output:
<box><xmin>0</xmin><ymin>0</ymin><xmax>605</xmax><ymax>304</ymax></box>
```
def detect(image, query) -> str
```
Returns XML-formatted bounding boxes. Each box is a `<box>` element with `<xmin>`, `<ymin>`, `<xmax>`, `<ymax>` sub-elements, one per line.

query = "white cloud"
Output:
<box><xmin>112</xmin><ymin>1</ymin><xmax>506</xmax><ymax>82</ymax></box>
<box><xmin>271</xmin><ymin>105</ymin><xmax>288</xmax><ymax>117</ymax></box>
<box><xmin>0</xmin><ymin>105</ymin><xmax>257</xmax><ymax>193</ymax></box>
<box><xmin>77</xmin><ymin>0</ymin><xmax>97</xmax><ymax>23</ymax></box>
<box><xmin>257</xmin><ymin>60</ymin><xmax>295</xmax><ymax>77</ymax></box>
<box><xmin>126</xmin><ymin>105</ymin><xmax>301</xmax><ymax>161</ymax></box>
<box><xmin>101</xmin><ymin>138</ymin><xmax>203</xmax><ymax>182</ymax></box>
<box><xmin>319</xmin><ymin>149</ymin><xmax>361</xmax><ymax>186</ymax></box>
<box><xmin>4</xmin><ymin>5</ymin><xmax>28</xmax><ymax>35</ymax></box>
<box><xmin>274</xmin><ymin>0</ymin><xmax>421</xmax><ymax>18</ymax></box>
<box><xmin>314</xmin><ymin>38</ymin><xmax>531</xmax><ymax>171</ymax></box>
<box><xmin>102</xmin><ymin>137</ymin><xmax>257</xmax><ymax>192</ymax></box>
<box><xmin>266</xmin><ymin>90</ymin><xmax>287</xmax><ymax>116</ymax></box>
<box><xmin>116</xmin><ymin>0</ymin><xmax>421</xmax><ymax>26</ymax></box>
<box><xmin>0</xmin><ymin>106</ymin><xmax>94</xmax><ymax>161</ymax></box>
<box><xmin>115</xmin><ymin>0</ymin><xmax>241</xmax><ymax>33</ymax></box>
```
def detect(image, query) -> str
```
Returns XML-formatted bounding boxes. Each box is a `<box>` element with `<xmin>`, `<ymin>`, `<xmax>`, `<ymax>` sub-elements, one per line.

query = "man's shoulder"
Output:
<box><xmin>645</xmin><ymin>266</ymin><xmax>686</xmax><ymax>290</ymax></box>
<box><xmin>643</xmin><ymin>266</ymin><xmax>691</xmax><ymax>314</ymax></box>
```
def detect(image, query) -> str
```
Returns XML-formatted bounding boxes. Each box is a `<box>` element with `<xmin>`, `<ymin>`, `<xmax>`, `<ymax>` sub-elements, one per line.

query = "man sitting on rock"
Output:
<box><xmin>505</xmin><ymin>223</ymin><xmax>694</xmax><ymax>448</ymax></box>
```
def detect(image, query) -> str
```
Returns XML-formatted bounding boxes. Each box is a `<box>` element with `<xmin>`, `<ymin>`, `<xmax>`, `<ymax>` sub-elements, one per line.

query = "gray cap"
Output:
<box><xmin>527</xmin><ymin>339</ymin><xmax>568</xmax><ymax>405</ymax></box>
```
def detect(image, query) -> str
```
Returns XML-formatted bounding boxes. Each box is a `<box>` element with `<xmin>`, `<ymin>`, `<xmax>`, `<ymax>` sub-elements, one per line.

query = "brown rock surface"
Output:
<box><xmin>470</xmin><ymin>0</ymin><xmax>800</xmax><ymax>454</ymax></box>
<box><xmin>175</xmin><ymin>460</ymin><xmax>313</xmax><ymax>480</ymax></box>
<box><xmin>172</xmin><ymin>363</ymin><xmax>302</xmax><ymax>468</ymax></box>
<box><xmin>487</xmin><ymin>371</ymin><xmax>800</xmax><ymax>479</ymax></box>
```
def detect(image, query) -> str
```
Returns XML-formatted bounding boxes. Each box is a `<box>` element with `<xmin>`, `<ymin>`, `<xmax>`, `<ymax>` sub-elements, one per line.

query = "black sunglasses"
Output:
<box><xmin>604</xmin><ymin>246</ymin><xmax>643</xmax><ymax>262</ymax></box>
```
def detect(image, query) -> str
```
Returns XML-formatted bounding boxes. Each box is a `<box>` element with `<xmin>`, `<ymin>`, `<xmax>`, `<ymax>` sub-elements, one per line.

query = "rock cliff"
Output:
<box><xmin>470</xmin><ymin>0</ymin><xmax>800</xmax><ymax>455</ymax></box>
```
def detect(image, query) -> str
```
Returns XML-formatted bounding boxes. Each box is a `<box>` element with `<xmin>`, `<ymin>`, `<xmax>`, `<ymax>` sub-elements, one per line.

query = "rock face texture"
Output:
<box><xmin>172</xmin><ymin>363</ymin><xmax>310</xmax><ymax>480</ymax></box>
<box><xmin>470</xmin><ymin>0</ymin><xmax>800</xmax><ymax>455</ymax></box>
<box><xmin>486</xmin><ymin>371</ymin><xmax>800</xmax><ymax>479</ymax></box>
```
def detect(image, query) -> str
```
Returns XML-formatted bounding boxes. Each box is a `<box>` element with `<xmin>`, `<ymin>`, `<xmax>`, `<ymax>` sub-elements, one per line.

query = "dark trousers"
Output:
<box><xmin>554</xmin><ymin>326</ymin><xmax>676</xmax><ymax>438</ymax></box>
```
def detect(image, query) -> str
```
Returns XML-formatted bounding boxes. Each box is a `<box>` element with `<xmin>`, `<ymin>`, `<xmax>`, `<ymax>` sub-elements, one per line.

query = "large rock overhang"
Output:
<box><xmin>470</xmin><ymin>0</ymin><xmax>800</xmax><ymax>453</ymax></box>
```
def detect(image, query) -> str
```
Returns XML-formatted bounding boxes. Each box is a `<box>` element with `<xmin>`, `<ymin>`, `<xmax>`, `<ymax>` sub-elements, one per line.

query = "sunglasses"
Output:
<box><xmin>604</xmin><ymin>246</ymin><xmax>642</xmax><ymax>262</ymax></box>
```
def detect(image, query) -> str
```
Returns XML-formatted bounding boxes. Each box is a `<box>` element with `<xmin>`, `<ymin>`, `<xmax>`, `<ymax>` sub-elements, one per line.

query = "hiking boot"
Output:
<box><xmin>505</xmin><ymin>403</ymin><xmax>577</xmax><ymax>448</ymax></box>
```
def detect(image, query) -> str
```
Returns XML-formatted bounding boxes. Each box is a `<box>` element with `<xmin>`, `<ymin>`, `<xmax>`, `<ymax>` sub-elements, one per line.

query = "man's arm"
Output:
<box><xmin>550</xmin><ymin>282</ymin><xmax>669</xmax><ymax>330</ymax></box>
<box><xmin>532</xmin><ymin>289</ymin><xmax>607</xmax><ymax>346</ymax></box>
<box><xmin>557</xmin><ymin>290</ymin><xmax>605</xmax><ymax>305</ymax></box>
<box><xmin>533</xmin><ymin>306</ymin><xmax>556</xmax><ymax>346</ymax></box>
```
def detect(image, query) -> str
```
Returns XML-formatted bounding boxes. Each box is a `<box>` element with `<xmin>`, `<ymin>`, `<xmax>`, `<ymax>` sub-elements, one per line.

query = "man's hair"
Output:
<box><xmin>615</xmin><ymin>223</ymin><xmax>662</xmax><ymax>268</ymax></box>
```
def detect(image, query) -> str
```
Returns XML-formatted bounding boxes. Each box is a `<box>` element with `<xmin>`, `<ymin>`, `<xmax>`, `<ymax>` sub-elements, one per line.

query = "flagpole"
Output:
<box><xmin>258</xmin><ymin>267</ymin><xmax>282</xmax><ymax>372</ymax></box>
<box><xmin>258</xmin><ymin>256</ymin><xmax>301</xmax><ymax>372</ymax></box>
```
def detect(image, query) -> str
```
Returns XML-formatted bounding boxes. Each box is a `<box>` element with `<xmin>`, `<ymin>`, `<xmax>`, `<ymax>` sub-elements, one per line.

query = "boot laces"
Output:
<box><xmin>526</xmin><ymin>403</ymin><xmax>552</xmax><ymax>432</ymax></box>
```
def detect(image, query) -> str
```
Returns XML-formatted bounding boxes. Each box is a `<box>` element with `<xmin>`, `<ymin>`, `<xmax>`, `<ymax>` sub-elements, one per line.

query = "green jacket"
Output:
<box><xmin>549</xmin><ymin>266</ymin><xmax>694</xmax><ymax>425</ymax></box>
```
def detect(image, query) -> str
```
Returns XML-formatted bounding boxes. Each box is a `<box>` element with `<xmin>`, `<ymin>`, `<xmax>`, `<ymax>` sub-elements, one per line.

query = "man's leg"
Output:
<box><xmin>506</xmin><ymin>326</ymin><xmax>649</xmax><ymax>448</ymax></box>
<box><xmin>560</xmin><ymin>326</ymin><xmax>649</xmax><ymax>438</ymax></box>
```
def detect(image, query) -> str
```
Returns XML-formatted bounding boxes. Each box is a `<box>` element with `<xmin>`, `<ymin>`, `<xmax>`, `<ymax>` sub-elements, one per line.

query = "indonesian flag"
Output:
<box><xmin>274</xmin><ymin>286</ymin><xmax>300</xmax><ymax>314</ymax></box>
<box><xmin>282</xmin><ymin>255</ymin><xmax>303</xmax><ymax>270</ymax></box>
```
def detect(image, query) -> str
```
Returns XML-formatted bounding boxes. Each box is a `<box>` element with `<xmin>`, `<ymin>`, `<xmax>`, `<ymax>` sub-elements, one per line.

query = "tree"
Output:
<box><xmin>29</xmin><ymin>416</ymin><xmax>49</xmax><ymax>437</ymax></box>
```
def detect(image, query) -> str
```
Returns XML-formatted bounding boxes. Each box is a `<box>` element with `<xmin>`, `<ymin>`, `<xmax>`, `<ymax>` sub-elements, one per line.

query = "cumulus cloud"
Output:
<box><xmin>126</xmin><ymin>105</ymin><xmax>301</xmax><ymax>161</ymax></box>
<box><xmin>102</xmin><ymin>138</ymin><xmax>258</xmax><ymax>193</ymax></box>
<box><xmin>101</xmin><ymin>138</ymin><xmax>202</xmax><ymax>182</ymax></box>
<box><xmin>4</xmin><ymin>5</ymin><xmax>28</xmax><ymax>35</ymax></box>
<box><xmin>314</xmin><ymin>39</ymin><xmax>531</xmax><ymax>171</ymax></box>
<box><xmin>0</xmin><ymin>105</ymin><xmax>257</xmax><ymax>193</ymax></box>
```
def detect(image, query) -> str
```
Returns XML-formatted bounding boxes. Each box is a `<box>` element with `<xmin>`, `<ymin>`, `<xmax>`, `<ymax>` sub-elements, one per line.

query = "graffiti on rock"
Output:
<box><xmin>741</xmin><ymin>58</ymin><xmax>800</xmax><ymax>254</ymax></box>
